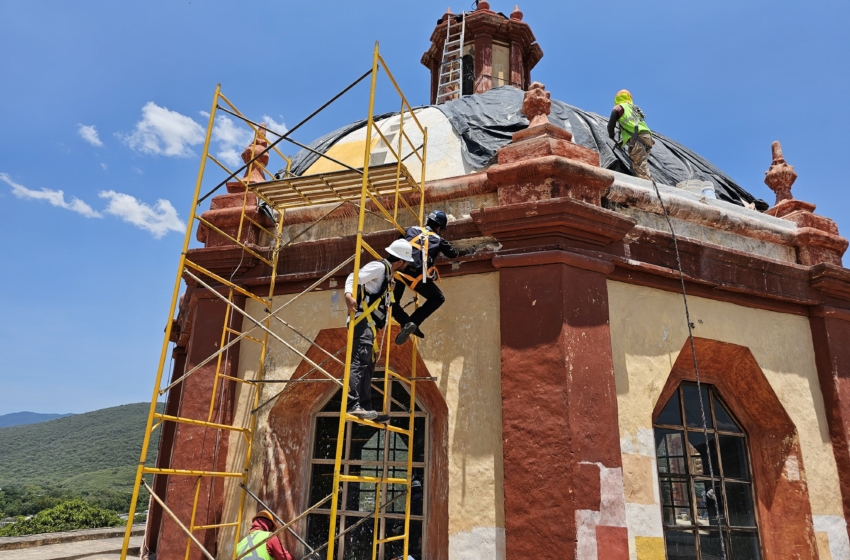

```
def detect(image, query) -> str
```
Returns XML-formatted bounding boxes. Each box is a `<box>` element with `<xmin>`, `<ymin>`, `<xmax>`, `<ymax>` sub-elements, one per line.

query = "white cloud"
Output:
<box><xmin>124</xmin><ymin>102</ymin><xmax>205</xmax><ymax>157</ymax></box>
<box><xmin>0</xmin><ymin>173</ymin><xmax>101</xmax><ymax>218</ymax></box>
<box><xmin>262</xmin><ymin>114</ymin><xmax>287</xmax><ymax>136</ymax></box>
<box><xmin>99</xmin><ymin>190</ymin><xmax>185</xmax><ymax>238</ymax></box>
<box><xmin>210</xmin><ymin>113</ymin><xmax>287</xmax><ymax>168</ymax></box>
<box><xmin>78</xmin><ymin>124</ymin><xmax>103</xmax><ymax>147</ymax></box>
<box><xmin>212</xmin><ymin>115</ymin><xmax>254</xmax><ymax>167</ymax></box>
<box><xmin>100</xmin><ymin>163</ymin><xmax>108</xmax><ymax>170</ymax></box>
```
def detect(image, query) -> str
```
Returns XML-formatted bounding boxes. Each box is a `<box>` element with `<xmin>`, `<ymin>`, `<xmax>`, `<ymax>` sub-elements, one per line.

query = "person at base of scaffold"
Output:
<box><xmin>344</xmin><ymin>239</ymin><xmax>415</xmax><ymax>421</ymax></box>
<box><xmin>607</xmin><ymin>89</ymin><xmax>654</xmax><ymax>181</ymax></box>
<box><xmin>235</xmin><ymin>510</ymin><xmax>294</xmax><ymax>560</ymax></box>
<box><xmin>392</xmin><ymin>210</ymin><xmax>462</xmax><ymax>346</ymax></box>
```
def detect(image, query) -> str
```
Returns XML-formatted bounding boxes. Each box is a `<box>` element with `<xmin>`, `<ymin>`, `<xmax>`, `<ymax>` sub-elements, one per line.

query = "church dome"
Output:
<box><xmin>284</xmin><ymin>86</ymin><xmax>767</xmax><ymax>210</ymax></box>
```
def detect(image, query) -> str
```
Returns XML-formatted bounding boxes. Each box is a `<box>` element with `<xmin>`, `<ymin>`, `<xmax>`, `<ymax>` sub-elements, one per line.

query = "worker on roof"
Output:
<box><xmin>344</xmin><ymin>239</ymin><xmax>414</xmax><ymax>420</ymax></box>
<box><xmin>607</xmin><ymin>89</ymin><xmax>654</xmax><ymax>181</ymax></box>
<box><xmin>392</xmin><ymin>210</ymin><xmax>460</xmax><ymax>345</ymax></box>
<box><xmin>235</xmin><ymin>510</ymin><xmax>294</xmax><ymax>560</ymax></box>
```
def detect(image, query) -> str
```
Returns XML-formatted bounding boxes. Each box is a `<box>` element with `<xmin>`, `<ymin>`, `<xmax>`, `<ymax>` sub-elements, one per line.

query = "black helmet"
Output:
<box><xmin>426</xmin><ymin>210</ymin><xmax>448</xmax><ymax>230</ymax></box>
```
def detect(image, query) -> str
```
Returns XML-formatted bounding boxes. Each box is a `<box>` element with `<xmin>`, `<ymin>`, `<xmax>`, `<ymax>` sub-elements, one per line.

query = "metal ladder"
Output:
<box><xmin>435</xmin><ymin>12</ymin><xmax>466</xmax><ymax>104</ymax></box>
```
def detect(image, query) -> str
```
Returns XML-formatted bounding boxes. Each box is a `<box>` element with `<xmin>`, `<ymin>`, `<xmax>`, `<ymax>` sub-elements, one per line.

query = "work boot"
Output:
<box><xmin>373</xmin><ymin>413</ymin><xmax>391</xmax><ymax>423</ymax></box>
<box><xmin>413</xmin><ymin>327</ymin><xmax>425</xmax><ymax>339</ymax></box>
<box><xmin>349</xmin><ymin>406</ymin><xmax>378</xmax><ymax>420</ymax></box>
<box><xmin>395</xmin><ymin>322</ymin><xmax>418</xmax><ymax>345</ymax></box>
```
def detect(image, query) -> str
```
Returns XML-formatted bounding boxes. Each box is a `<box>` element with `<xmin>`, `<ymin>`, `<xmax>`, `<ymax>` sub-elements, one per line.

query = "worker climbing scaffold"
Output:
<box><xmin>120</xmin><ymin>42</ymin><xmax>431</xmax><ymax>560</ymax></box>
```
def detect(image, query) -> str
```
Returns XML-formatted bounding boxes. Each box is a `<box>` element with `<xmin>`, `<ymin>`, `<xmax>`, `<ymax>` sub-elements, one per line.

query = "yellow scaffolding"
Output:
<box><xmin>121</xmin><ymin>42</ymin><xmax>429</xmax><ymax>560</ymax></box>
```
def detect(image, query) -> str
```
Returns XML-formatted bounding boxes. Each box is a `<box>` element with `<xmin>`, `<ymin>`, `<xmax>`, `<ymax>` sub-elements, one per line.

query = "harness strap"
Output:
<box><xmin>395</xmin><ymin>265</ymin><xmax>440</xmax><ymax>291</ymax></box>
<box><xmin>352</xmin><ymin>261</ymin><xmax>394</xmax><ymax>356</ymax></box>
<box><xmin>402</xmin><ymin>228</ymin><xmax>442</xmax><ymax>288</ymax></box>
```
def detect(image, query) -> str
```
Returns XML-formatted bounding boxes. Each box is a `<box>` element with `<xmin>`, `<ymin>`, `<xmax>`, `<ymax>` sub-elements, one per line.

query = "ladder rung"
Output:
<box><xmin>339</xmin><ymin>475</ymin><xmax>408</xmax><ymax>485</ymax></box>
<box><xmin>345</xmin><ymin>413</ymin><xmax>411</xmax><ymax>435</ymax></box>
<box><xmin>376</xmin><ymin>534</ymin><xmax>407</xmax><ymax>544</ymax></box>
<box><xmin>445</xmin><ymin>40</ymin><xmax>461</xmax><ymax>47</ymax></box>
<box><xmin>142</xmin><ymin>467</ymin><xmax>245</xmax><ymax>478</ymax></box>
<box><xmin>153</xmin><ymin>413</ymin><xmax>251</xmax><ymax>433</ymax></box>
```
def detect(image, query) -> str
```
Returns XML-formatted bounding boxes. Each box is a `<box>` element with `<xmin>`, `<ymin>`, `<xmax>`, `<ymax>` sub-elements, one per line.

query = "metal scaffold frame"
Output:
<box><xmin>121</xmin><ymin>42</ymin><xmax>429</xmax><ymax>560</ymax></box>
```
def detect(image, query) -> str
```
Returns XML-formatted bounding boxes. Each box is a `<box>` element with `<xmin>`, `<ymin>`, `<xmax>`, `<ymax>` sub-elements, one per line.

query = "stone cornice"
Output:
<box><xmin>471</xmin><ymin>196</ymin><xmax>635</xmax><ymax>250</ymax></box>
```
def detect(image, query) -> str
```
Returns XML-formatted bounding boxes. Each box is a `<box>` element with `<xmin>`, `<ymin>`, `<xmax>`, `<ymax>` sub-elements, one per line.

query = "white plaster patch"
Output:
<box><xmin>620</xmin><ymin>428</ymin><xmax>656</xmax><ymax>457</ymax></box>
<box><xmin>576</xmin><ymin>464</ymin><xmax>627</xmax><ymax>558</ymax></box>
<box><xmin>449</xmin><ymin>526</ymin><xmax>505</xmax><ymax>559</ymax></box>
<box><xmin>813</xmin><ymin>515</ymin><xmax>850</xmax><ymax>560</ymax></box>
<box><xmin>575</xmin><ymin>509</ymin><xmax>601</xmax><ymax>559</ymax></box>
<box><xmin>600</xmin><ymin>466</ymin><xmax>627</xmax><ymax>526</ymax></box>
<box><xmin>625</xmin><ymin>503</ymin><xmax>664</xmax><ymax>537</ymax></box>
<box><xmin>783</xmin><ymin>455</ymin><xmax>801</xmax><ymax>481</ymax></box>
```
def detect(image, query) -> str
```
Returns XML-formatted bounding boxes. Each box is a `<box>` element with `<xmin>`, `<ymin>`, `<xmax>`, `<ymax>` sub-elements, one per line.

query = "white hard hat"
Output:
<box><xmin>386</xmin><ymin>239</ymin><xmax>414</xmax><ymax>262</ymax></box>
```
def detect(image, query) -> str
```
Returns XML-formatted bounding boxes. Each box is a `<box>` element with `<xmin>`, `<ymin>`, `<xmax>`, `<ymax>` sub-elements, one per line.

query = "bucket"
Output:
<box><xmin>701</xmin><ymin>182</ymin><xmax>716</xmax><ymax>199</ymax></box>
<box><xmin>676</xmin><ymin>179</ymin><xmax>704</xmax><ymax>195</ymax></box>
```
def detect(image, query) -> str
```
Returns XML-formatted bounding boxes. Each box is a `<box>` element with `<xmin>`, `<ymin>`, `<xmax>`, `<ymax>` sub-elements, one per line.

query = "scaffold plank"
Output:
<box><xmin>253</xmin><ymin>163</ymin><xmax>420</xmax><ymax>209</ymax></box>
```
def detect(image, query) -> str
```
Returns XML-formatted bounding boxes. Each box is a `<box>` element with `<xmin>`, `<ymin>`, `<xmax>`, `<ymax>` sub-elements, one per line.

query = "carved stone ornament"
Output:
<box><xmin>764</xmin><ymin>140</ymin><xmax>797</xmax><ymax>205</ymax></box>
<box><xmin>241</xmin><ymin>125</ymin><xmax>270</xmax><ymax>185</ymax></box>
<box><xmin>522</xmin><ymin>82</ymin><xmax>551</xmax><ymax>128</ymax></box>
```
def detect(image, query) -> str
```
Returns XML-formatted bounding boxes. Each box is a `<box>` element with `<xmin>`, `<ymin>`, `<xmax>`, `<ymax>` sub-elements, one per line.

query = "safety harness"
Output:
<box><xmin>394</xmin><ymin>226</ymin><xmax>441</xmax><ymax>290</ymax></box>
<box><xmin>352</xmin><ymin>260</ymin><xmax>394</xmax><ymax>357</ymax></box>
<box><xmin>619</xmin><ymin>103</ymin><xmax>651</xmax><ymax>149</ymax></box>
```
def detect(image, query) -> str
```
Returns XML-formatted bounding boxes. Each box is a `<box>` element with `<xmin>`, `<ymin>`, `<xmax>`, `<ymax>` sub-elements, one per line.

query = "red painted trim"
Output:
<box><xmin>493</xmin><ymin>249</ymin><xmax>614</xmax><ymax>274</ymax></box>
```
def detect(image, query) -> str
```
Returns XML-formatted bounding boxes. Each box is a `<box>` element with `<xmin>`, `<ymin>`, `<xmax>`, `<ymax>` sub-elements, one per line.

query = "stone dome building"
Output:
<box><xmin>144</xmin><ymin>3</ymin><xmax>850</xmax><ymax>560</ymax></box>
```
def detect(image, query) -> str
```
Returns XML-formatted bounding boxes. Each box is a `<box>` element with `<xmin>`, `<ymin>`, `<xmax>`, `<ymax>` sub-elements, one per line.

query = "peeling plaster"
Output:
<box><xmin>813</xmin><ymin>515</ymin><xmax>850</xmax><ymax>560</ymax></box>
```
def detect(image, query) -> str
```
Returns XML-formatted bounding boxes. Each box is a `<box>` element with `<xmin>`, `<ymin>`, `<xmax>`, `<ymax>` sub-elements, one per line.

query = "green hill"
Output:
<box><xmin>0</xmin><ymin>412</ymin><xmax>72</xmax><ymax>428</ymax></box>
<box><xmin>0</xmin><ymin>403</ymin><xmax>162</xmax><ymax>516</ymax></box>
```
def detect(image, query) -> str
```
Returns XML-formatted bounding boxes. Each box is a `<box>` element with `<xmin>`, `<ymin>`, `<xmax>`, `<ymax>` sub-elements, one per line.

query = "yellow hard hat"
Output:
<box><xmin>614</xmin><ymin>89</ymin><xmax>633</xmax><ymax>105</ymax></box>
<box><xmin>254</xmin><ymin>510</ymin><xmax>276</xmax><ymax>528</ymax></box>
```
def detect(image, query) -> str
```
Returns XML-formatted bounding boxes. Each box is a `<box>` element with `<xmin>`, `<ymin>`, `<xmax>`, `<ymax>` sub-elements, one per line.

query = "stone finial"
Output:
<box><xmin>764</xmin><ymin>140</ymin><xmax>797</xmax><ymax>205</ymax></box>
<box><xmin>522</xmin><ymin>82</ymin><xmax>551</xmax><ymax>128</ymax></box>
<box><xmin>477</xmin><ymin>0</ymin><xmax>491</xmax><ymax>11</ymax></box>
<box><xmin>511</xmin><ymin>5</ymin><xmax>523</xmax><ymax>20</ymax></box>
<box><xmin>442</xmin><ymin>7</ymin><xmax>452</xmax><ymax>22</ymax></box>
<box><xmin>241</xmin><ymin>125</ymin><xmax>270</xmax><ymax>185</ymax></box>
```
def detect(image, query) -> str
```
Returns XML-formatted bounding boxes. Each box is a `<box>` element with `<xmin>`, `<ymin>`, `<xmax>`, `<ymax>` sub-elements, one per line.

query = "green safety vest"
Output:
<box><xmin>236</xmin><ymin>530</ymin><xmax>273</xmax><ymax>560</ymax></box>
<box><xmin>617</xmin><ymin>103</ymin><xmax>651</xmax><ymax>146</ymax></box>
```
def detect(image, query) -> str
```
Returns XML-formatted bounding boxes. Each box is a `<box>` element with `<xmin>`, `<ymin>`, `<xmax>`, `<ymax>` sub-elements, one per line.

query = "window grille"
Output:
<box><xmin>305</xmin><ymin>369</ymin><xmax>428</xmax><ymax>560</ymax></box>
<box><xmin>654</xmin><ymin>382</ymin><xmax>761</xmax><ymax>560</ymax></box>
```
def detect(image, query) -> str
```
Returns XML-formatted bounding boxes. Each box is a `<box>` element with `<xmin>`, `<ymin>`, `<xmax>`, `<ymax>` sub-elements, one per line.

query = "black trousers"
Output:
<box><xmin>391</xmin><ymin>267</ymin><xmax>446</xmax><ymax>328</ymax></box>
<box><xmin>347</xmin><ymin>320</ymin><xmax>375</xmax><ymax>411</ymax></box>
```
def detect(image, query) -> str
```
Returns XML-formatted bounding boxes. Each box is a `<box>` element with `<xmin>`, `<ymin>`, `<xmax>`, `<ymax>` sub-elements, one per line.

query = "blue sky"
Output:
<box><xmin>1</xmin><ymin>1</ymin><xmax>848</xmax><ymax>415</ymax></box>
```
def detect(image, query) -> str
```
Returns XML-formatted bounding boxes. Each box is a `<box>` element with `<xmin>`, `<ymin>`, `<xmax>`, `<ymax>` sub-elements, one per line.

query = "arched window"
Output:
<box><xmin>654</xmin><ymin>382</ymin><xmax>761</xmax><ymax>560</ymax></box>
<box><xmin>304</xmin><ymin>369</ymin><xmax>428</xmax><ymax>560</ymax></box>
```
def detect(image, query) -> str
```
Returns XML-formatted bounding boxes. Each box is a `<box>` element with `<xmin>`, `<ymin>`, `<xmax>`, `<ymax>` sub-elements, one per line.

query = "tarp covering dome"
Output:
<box><xmin>284</xmin><ymin>86</ymin><xmax>767</xmax><ymax>210</ymax></box>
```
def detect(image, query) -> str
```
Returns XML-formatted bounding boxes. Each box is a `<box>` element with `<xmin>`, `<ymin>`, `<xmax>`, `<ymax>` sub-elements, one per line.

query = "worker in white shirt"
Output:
<box><xmin>343</xmin><ymin>239</ymin><xmax>414</xmax><ymax>419</ymax></box>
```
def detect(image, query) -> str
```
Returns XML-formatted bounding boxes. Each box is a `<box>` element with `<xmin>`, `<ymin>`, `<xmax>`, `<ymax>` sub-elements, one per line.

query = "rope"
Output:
<box><xmin>639</xmin><ymin>156</ymin><xmax>728</xmax><ymax>559</ymax></box>
<box><xmin>616</xmin><ymin>131</ymin><xmax>728</xmax><ymax>556</ymax></box>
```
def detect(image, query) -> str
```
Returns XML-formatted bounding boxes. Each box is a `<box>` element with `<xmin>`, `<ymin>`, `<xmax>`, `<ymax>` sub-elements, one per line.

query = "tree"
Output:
<box><xmin>0</xmin><ymin>499</ymin><xmax>123</xmax><ymax>537</ymax></box>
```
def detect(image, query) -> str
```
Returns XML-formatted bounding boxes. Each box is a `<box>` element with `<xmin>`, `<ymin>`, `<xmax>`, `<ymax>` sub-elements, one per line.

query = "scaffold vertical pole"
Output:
<box><xmin>326</xmin><ymin>41</ymin><xmax>381</xmax><ymax>560</ymax></box>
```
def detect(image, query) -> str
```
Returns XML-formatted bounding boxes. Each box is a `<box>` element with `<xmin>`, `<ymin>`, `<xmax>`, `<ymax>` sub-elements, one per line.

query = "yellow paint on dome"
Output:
<box><xmin>303</xmin><ymin>137</ymin><xmax>380</xmax><ymax>175</ymax></box>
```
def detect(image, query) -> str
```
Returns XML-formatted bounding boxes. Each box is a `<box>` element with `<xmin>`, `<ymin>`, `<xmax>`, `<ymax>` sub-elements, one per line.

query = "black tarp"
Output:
<box><xmin>436</xmin><ymin>86</ymin><xmax>768</xmax><ymax>210</ymax></box>
<box><xmin>280</xmin><ymin>86</ymin><xmax>766</xmax><ymax>210</ymax></box>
